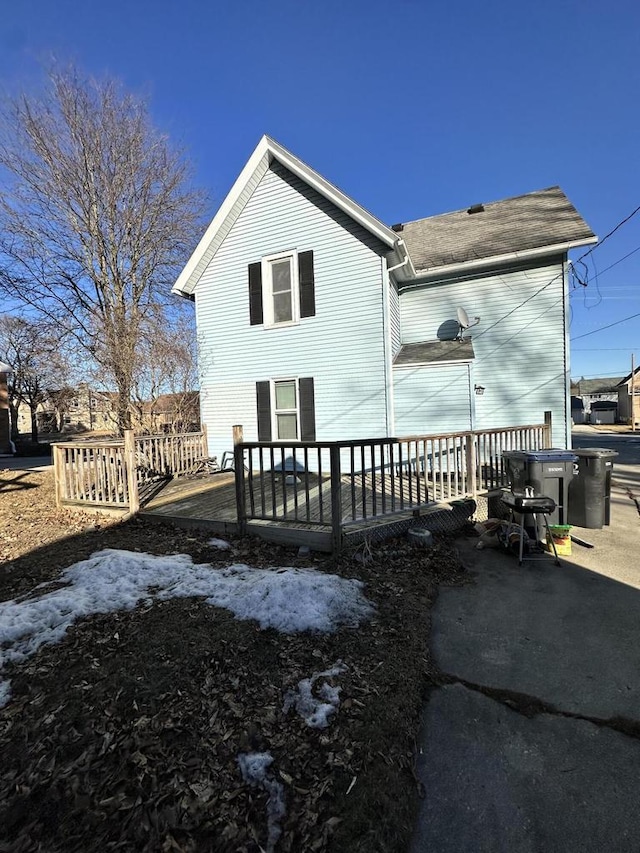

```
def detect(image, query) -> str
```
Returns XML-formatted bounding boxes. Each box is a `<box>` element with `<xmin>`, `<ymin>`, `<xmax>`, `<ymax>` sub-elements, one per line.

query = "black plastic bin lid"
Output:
<box><xmin>503</xmin><ymin>449</ymin><xmax>578</xmax><ymax>462</ymax></box>
<box><xmin>572</xmin><ymin>448</ymin><xmax>618</xmax><ymax>458</ymax></box>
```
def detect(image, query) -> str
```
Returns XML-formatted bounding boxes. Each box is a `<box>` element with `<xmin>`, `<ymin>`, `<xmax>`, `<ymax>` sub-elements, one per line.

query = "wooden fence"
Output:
<box><xmin>53</xmin><ymin>430</ymin><xmax>207</xmax><ymax>513</ymax></box>
<box><xmin>234</xmin><ymin>414</ymin><xmax>552</xmax><ymax>551</ymax></box>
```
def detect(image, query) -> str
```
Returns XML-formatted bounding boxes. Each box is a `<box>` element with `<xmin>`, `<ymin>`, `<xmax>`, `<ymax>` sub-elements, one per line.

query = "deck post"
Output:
<box><xmin>53</xmin><ymin>443</ymin><xmax>64</xmax><ymax>508</ymax></box>
<box><xmin>329</xmin><ymin>444</ymin><xmax>343</xmax><ymax>552</ymax></box>
<box><xmin>233</xmin><ymin>425</ymin><xmax>247</xmax><ymax>535</ymax></box>
<box><xmin>124</xmin><ymin>429</ymin><xmax>140</xmax><ymax>514</ymax></box>
<box><xmin>201</xmin><ymin>422</ymin><xmax>208</xmax><ymax>458</ymax></box>
<box><xmin>465</xmin><ymin>433</ymin><xmax>478</xmax><ymax>499</ymax></box>
<box><xmin>543</xmin><ymin>411</ymin><xmax>553</xmax><ymax>448</ymax></box>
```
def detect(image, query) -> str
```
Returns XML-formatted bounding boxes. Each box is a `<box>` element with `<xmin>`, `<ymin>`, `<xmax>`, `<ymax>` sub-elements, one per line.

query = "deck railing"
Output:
<box><xmin>53</xmin><ymin>429</ymin><xmax>207</xmax><ymax>513</ymax></box>
<box><xmin>234</xmin><ymin>414</ymin><xmax>552</xmax><ymax>550</ymax></box>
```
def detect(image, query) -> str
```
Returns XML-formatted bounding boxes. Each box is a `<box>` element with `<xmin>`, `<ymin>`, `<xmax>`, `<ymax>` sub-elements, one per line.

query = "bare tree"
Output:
<box><xmin>0</xmin><ymin>315</ymin><xmax>65</xmax><ymax>442</ymax></box>
<box><xmin>46</xmin><ymin>385</ymin><xmax>77</xmax><ymax>432</ymax></box>
<box><xmin>0</xmin><ymin>67</ymin><xmax>205</xmax><ymax>433</ymax></box>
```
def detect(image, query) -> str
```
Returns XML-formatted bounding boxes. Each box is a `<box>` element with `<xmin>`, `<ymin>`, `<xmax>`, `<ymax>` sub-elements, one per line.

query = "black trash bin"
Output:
<box><xmin>568</xmin><ymin>448</ymin><xmax>618</xmax><ymax>529</ymax></box>
<box><xmin>503</xmin><ymin>449</ymin><xmax>577</xmax><ymax>541</ymax></box>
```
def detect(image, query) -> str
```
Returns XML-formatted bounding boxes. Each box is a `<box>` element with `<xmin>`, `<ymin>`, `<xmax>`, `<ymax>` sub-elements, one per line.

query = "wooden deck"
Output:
<box><xmin>138</xmin><ymin>469</ymin><xmax>468</xmax><ymax>551</ymax></box>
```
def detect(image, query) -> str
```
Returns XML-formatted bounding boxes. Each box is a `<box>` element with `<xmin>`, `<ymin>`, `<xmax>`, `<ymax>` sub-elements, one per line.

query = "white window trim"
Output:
<box><xmin>262</xmin><ymin>250</ymin><xmax>300</xmax><ymax>329</ymax></box>
<box><xmin>271</xmin><ymin>377</ymin><xmax>300</xmax><ymax>442</ymax></box>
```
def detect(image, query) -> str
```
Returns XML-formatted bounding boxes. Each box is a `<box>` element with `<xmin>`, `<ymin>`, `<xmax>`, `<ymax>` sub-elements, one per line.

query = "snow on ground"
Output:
<box><xmin>237</xmin><ymin>752</ymin><xmax>286</xmax><ymax>853</ymax></box>
<box><xmin>283</xmin><ymin>662</ymin><xmax>348</xmax><ymax>729</ymax></box>
<box><xmin>0</xmin><ymin>549</ymin><xmax>375</xmax><ymax>708</ymax></box>
<box><xmin>208</xmin><ymin>537</ymin><xmax>231</xmax><ymax>550</ymax></box>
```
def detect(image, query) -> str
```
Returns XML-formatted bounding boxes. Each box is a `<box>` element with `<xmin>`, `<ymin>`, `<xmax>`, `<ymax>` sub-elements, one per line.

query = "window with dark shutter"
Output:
<box><xmin>248</xmin><ymin>262</ymin><xmax>263</xmax><ymax>325</ymax></box>
<box><xmin>299</xmin><ymin>377</ymin><xmax>316</xmax><ymax>441</ymax></box>
<box><xmin>256</xmin><ymin>381</ymin><xmax>271</xmax><ymax>441</ymax></box>
<box><xmin>298</xmin><ymin>251</ymin><xmax>315</xmax><ymax>318</ymax></box>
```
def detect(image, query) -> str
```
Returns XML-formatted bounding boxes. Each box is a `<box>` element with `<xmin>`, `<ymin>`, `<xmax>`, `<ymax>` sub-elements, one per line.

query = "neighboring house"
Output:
<box><xmin>133</xmin><ymin>392</ymin><xmax>200</xmax><ymax>434</ymax></box>
<box><xmin>16</xmin><ymin>385</ymin><xmax>115</xmax><ymax>435</ymax></box>
<box><xmin>570</xmin><ymin>376</ymin><xmax>622</xmax><ymax>423</ymax></box>
<box><xmin>617</xmin><ymin>368</ymin><xmax>640</xmax><ymax>427</ymax></box>
<box><xmin>172</xmin><ymin>136</ymin><xmax>596</xmax><ymax>460</ymax></box>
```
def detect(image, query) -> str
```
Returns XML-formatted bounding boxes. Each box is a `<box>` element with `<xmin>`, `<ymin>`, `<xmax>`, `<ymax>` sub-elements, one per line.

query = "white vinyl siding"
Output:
<box><xmin>196</xmin><ymin>162</ymin><xmax>388</xmax><ymax>458</ymax></box>
<box><xmin>397</xmin><ymin>260</ymin><xmax>568</xmax><ymax>446</ymax></box>
<box><xmin>394</xmin><ymin>363</ymin><xmax>472</xmax><ymax>434</ymax></box>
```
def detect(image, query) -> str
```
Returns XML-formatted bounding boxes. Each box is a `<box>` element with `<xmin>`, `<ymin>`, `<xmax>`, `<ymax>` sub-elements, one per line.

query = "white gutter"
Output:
<box><xmin>411</xmin><ymin>237</ymin><xmax>598</xmax><ymax>282</ymax></box>
<box><xmin>387</xmin><ymin>238</ymin><xmax>411</xmax><ymax>274</ymax></box>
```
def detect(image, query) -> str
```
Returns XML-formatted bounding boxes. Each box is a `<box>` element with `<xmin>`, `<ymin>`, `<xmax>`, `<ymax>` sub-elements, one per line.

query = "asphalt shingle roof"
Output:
<box><xmin>394</xmin><ymin>339</ymin><xmax>475</xmax><ymax>366</ymax></box>
<box><xmin>397</xmin><ymin>186</ymin><xmax>595</xmax><ymax>273</ymax></box>
<box><xmin>571</xmin><ymin>377</ymin><xmax>623</xmax><ymax>395</ymax></box>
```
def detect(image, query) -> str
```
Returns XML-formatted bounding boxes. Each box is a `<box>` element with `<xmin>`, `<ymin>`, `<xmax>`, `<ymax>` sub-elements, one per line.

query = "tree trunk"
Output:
<box><xmin>30</xmin><ymin>406</ymin><xmax>39</xmax><ymax>443</ymax></box>
<box><xmin>115</xmin><ymin>378</ymin><xmax>132</xmax><ymax>435</ymax></box>
<box><xmin>9</xmin><ymin>403</ymin><xmax>19</xmax><ymax>439</ymax></box>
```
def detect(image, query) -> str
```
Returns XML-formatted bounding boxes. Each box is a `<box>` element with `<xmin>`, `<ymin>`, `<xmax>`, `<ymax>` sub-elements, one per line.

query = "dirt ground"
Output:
<box><xmin>0</xmin><ymin>468</ymin><xmax>468</xmax><ymax>853</ymax></box>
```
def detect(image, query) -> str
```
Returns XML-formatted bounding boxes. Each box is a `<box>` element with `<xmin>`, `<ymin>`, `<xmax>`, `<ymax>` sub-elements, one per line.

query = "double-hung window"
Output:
<box><xmin>264</xmin><ymin>252</ymin><xmax>299</xmax><ymax>327</ymax></box>
<box><xmin>256</xmin><ymin>377</ymin><xmax>315</xmax><ymax>442</ymax></box>
<box><xmin>248</xmin><ymin>250</ymin><xmax>315</xmax><ymax>327</ymax></box>
<box><xmin>273</xmin><ymin>379</ymin><xmax>299</xmax><ymax>440</ymax></box>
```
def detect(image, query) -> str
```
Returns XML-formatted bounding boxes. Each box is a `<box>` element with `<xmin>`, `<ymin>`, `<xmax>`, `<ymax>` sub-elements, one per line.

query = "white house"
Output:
<box><xmin>173</xmin><ymin>136</ymin><xmax>596</xmax><ymax>460</ymax></box>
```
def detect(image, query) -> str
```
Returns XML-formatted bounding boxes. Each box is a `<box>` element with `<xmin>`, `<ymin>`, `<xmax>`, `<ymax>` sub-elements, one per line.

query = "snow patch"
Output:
<box><xmin>283</xmin><ymin>661</ymin><xmax>348</xmax><ymax>728</ymax></box>
<box><xmin>0</xmin><ymin>550</ymin><xmax>374</xmax><ymax>708</ymax></box>
<box><xmin>208</xmin><ymin>537</ymin><xmax>231</xmax><ymax>550</ymax></box>
<box><xmin>237</xmin><ymin>752</ymin><xmax>285</xmax><ymax>853</ymax></box>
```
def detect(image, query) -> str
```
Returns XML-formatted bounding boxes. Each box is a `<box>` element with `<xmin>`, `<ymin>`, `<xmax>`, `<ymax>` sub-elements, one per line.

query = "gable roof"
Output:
<box><xmin>173</xmin><ymin>139</ymin><xmax>597</xmax><ymax>297</ymax></box>
<box><xmin>572</xmin><ymin>376</ymin><xmax>624</xmax><ymax>395</ymax></box>
<box><xmin>617</xmin><ymin>366</ymin><xmax>640</xmax><ymax>387</ymax></box>
<box><xmin>397</xmin><ymin>186</ymin><xmax>596</xmax><ymax>275</ymax></box>
<box><xmin>173</xmin><ymin>135</ymin><xmax>404</xmax><ymax>296</ymax></box>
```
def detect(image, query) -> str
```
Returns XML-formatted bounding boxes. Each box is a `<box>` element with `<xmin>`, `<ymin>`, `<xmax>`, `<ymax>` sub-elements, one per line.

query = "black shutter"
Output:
<box><xmin>299</xmin><ymin>377</ymin><xmax>315</xmax><ymax>441</ymax></box>
<box><xmin>256</xmin><ymin>381</ymin><xmax>271</xmax><ymax>441</ymax></box>
<box><xmin>248</xmin><ymin>262</ymin><xmax>263</xmax><ymax>325</ymax></box>
<box><xmin>298</xmin><ymin>251</ymin><xmax>315</xmax><ymax>318</ymax></box>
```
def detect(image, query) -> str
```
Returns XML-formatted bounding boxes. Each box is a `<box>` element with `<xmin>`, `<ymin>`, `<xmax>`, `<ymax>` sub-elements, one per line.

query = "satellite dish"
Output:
<box><xmin>457</xmin><ymin>306</ymin><xmax>470</xmax><ymax>328</ymax></box>
<box><xmin>456</xmin><ymin>307</ymin><xmax>480</xmax><ymax>338</ymax></box>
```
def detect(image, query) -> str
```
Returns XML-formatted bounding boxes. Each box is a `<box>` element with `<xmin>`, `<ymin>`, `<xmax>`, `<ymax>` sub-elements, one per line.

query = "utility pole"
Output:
<box><xmin>632</xmin><ymin>353</ymin><xmax>636</xmax><ymax>433</ymax></box>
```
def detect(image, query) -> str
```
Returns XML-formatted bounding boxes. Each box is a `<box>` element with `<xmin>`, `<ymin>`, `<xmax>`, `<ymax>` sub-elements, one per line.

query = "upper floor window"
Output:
<box><xmin>264</xmin><ymin>252</ymin><xmax>299</xmax><ymax>327</ymax></box>
<box><xmin>248</xmin><ymin>250</ymin><xmax>315</xmax><ymax>327</ymax></box>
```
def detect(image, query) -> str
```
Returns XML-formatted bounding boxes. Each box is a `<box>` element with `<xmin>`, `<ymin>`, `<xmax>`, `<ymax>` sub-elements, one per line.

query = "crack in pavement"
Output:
<box><xmin>430</xmin><ymin>671</ymin><xmax>640</xmax><ymax>741</ymax></box>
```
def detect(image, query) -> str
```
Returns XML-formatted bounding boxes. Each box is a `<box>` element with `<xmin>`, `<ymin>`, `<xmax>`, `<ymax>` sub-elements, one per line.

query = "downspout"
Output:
<box><xmin>563</xmin><ymin>257</ymin><xmax>572</xmax><ymax>448</ymax></box>
<box><xmin>384</xmin><ymin>240</ymin><xmax>411</xmax><ymax>436</ymax></box>
<box><xmin>387</xmin><ymin>238</ymin><xmax>410</xmax><ymax>274</ymax></box>
<box><xmin>381</xmin><ymin>257</ymin><xmax>392</xmax><ymax>436</ymax></box>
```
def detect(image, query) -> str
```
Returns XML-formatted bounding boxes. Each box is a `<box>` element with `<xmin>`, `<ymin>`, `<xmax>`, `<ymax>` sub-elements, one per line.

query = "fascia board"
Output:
<box><xmin>172</xmin><ymin>136</ymin><xmax>271</xmax><ymax>296</ymax></box>
<box><xmin>172</xmin><ymin>135</ymin><xmax>399</xmax><ymax>296</ymax></box>
<box><xmin>412</xmin><ymin>237</ymin><xmax>599</xmax><ymax>281</ymax></box>
<box><xmin>265</xmin><ymin>136</ymin><xmax>398</xmax><ymax>249</ymax></box>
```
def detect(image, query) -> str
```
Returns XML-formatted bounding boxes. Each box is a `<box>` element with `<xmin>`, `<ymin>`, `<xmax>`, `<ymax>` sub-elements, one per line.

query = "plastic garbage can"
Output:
<box><xmin>503</xmin><ymin>449</ymin><xmax>577</xmax><ymax>540</ymax></box>
<box><xmin>568</xmin><ymin>448</ymin><xmax>618</xmax><ymax>529</ymax></box>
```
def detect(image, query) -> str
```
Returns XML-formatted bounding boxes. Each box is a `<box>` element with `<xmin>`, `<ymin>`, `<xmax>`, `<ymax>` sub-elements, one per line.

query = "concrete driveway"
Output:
<box><xmin>412</xmin><ymin>428</ymin><xmax>640</xmax><ymax>852</ymax></box>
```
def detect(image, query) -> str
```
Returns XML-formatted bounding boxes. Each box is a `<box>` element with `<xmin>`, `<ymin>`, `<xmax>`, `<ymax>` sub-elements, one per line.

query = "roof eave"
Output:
<box><xmin>172</xmin><ymin>135</ymin><xmax>399</xmax><ymax>297</ymax></box>
<box><xmin>411</xmin><ymin>236</ymin><xmax>598</xmax><ymax>281</ymax></box>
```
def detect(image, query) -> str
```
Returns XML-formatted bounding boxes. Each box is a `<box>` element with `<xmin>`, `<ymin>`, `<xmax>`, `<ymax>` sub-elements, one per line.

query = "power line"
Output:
<box><xmin>596</xmin><ymin>244</ymin><xmax>640</xmax><ymax>276</ymax></box>
<box><xmin>571</xmin><ymin>310</ymin><xmax>640</xmax><ymax>341</ymax></box>
<box><xmin>577</xmin><ymin>204</ymin><xmax>640</xmax><ymax>262</ymax></box>
<box><xmin>466</xmin><ymin>205</ymin><xmax>640</xmax><ymax>350</ymax></box>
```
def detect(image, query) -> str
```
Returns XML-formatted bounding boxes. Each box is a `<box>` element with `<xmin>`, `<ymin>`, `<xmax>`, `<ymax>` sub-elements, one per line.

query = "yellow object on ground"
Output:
<box><xmin>546</xmin><ymin>525</ymin><xmax>572</xmax><ymax>556</ymax></box>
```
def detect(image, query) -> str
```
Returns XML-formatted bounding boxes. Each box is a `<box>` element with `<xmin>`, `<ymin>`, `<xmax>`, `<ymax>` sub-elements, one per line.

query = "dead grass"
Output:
<box><xmin>0</xmin><ymin>467</ymin><xmax>468</xmax><ymax>852</ymax></box>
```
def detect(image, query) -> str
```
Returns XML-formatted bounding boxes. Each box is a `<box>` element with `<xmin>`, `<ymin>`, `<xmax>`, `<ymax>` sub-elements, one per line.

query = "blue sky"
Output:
<box><xmin>1</xmin><ymin>0</ymin><xmax>639</xmax><ymax>380</ymax></box>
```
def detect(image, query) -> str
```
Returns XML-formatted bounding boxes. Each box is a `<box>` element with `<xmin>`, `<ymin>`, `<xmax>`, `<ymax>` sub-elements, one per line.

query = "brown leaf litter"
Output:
<box><xmin>0</xmin><ymin>468</ymin><xmax>468</xmax><ymax>852</ymax></box>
